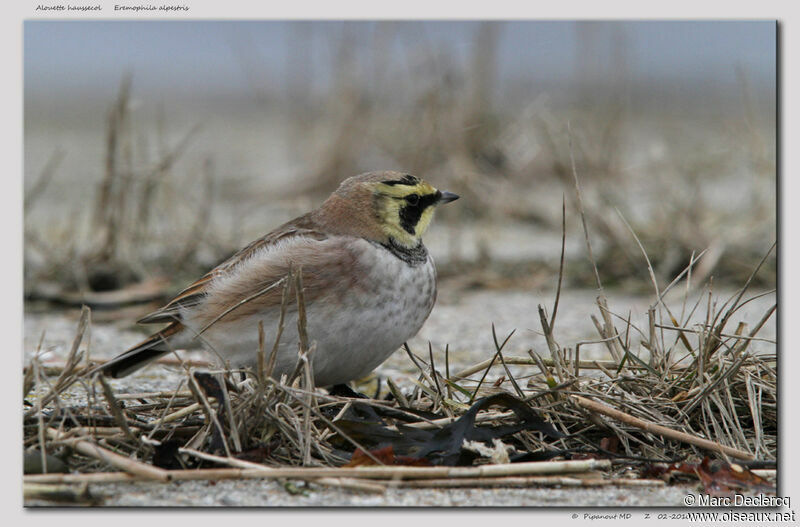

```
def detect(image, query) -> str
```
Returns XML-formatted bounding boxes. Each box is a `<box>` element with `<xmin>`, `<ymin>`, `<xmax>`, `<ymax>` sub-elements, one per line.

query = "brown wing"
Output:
<box><xmin>137</xmin><ymin>214</ymin><xmax>327</xmax><ymax>325</ymax></box>
<box><xmin>189</xmin><ymin>229</ymin><xmax>363</xmax><ymax>332</ymax></box>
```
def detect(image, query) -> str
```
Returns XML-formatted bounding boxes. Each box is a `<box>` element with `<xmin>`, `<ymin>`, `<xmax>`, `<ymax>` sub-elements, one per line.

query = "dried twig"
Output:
<box><xmin>46</xmin><ymin>428</ymin><xmax>170</xmax><ymax>481</ymax></box>
<box><xmin>28</xmin><ymin>458</ymin><xmax>611</xmax><ymax>483</ymax></box>
<box><xmin>179</xmin><ymin>448</ymin><xmax>385</xmax><ymax>494</ymax></box>
<box><xmin>571</xmin><ymin>396</ymin><xmax>755</xmax><ymax>460</ymax></box>
<box><xmin>98</xmin><ymin>375</ymin><xmax>138</xmax><ymax>443</ymax></box>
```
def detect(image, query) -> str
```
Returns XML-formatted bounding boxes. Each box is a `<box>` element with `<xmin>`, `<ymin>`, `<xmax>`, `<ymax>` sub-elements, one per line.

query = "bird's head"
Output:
<box><xmin>324</xmin><ymin>171</ymin><xmax>459</xmax><ymax>248</ymax></box>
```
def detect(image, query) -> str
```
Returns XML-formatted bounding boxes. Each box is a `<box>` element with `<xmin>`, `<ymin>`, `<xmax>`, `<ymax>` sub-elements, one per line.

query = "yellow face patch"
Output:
<box><xmin>372</xmin><ymin>180</ymin><xmax>440</xmax><ymax>247</ymax></box>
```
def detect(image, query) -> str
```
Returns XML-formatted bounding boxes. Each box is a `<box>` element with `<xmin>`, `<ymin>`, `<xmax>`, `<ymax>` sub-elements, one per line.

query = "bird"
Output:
<box><xmin>94</xmin><ymin>171</ymin><xmax>459</xmax><ymax>387</ymax></box>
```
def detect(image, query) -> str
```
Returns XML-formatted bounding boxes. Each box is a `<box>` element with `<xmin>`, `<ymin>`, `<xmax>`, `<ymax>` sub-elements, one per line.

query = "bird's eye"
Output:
<box><xmin>406</xmin><ymin>194</ymin><xmax>420</xmax><ymax>206</ymax></box>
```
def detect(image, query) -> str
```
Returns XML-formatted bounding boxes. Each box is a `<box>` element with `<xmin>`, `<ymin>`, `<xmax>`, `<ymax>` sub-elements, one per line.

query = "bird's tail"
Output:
<box><xmin>91</xmin><ymin>322</ymin><xmax>184</xmax><ymax>378</ymax></box>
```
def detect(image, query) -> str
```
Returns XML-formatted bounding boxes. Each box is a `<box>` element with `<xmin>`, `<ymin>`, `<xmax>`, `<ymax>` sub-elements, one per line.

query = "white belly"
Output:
<box><xmin>182</xmin><ymin>239</ymin><xmax>437</xmax><ymax>386</ymax></box>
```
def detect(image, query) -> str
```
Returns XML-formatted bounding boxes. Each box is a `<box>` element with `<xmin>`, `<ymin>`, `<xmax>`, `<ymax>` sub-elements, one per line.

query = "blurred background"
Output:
<box><xmin>23</xmin><ymin>21</ymin><xmax>776</xmax><ymax>351</ymax></box>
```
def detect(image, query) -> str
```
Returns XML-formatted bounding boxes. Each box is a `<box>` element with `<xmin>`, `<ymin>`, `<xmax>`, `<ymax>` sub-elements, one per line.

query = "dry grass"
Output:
<box><xmin>24</xmin><ymin>78</ymin><xmax>209</xmax><ymax>300</ymax></box>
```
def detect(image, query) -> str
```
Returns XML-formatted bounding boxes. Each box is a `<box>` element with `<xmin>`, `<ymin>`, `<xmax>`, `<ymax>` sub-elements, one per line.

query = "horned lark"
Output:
<box><xmin>96</xmin><ymin>171</ymin><xmax>459</xmax><ymax>386</ymax></box>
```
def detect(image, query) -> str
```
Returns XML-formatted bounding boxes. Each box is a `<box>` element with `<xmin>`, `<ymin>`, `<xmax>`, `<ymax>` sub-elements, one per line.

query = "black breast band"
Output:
<box><xmin>376</xmin><ymin>239</ymin><xmax>429</xmax><ymax>266</ymax></box>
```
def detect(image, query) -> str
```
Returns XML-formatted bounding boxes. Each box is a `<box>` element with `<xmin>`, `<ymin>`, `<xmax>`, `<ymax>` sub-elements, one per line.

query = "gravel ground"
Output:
<box><xmin>25</xmin><ymin>479</ymin><xmax>710</xmax><ymax>507</ymax></box>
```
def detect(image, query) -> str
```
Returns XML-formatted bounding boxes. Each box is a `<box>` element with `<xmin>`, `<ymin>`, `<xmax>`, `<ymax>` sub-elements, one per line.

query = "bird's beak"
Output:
<box><xmin>438</xmin><ymin>190</ymin><xmax>460</xmax><ymax>204</ymax></box>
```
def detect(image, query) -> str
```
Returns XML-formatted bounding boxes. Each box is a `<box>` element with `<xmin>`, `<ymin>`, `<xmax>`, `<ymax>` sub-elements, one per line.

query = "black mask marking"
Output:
<box><xmin>398</xmin><ymin>191</ymin><xmax>441</xmax><ymax>235</ymax></box>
